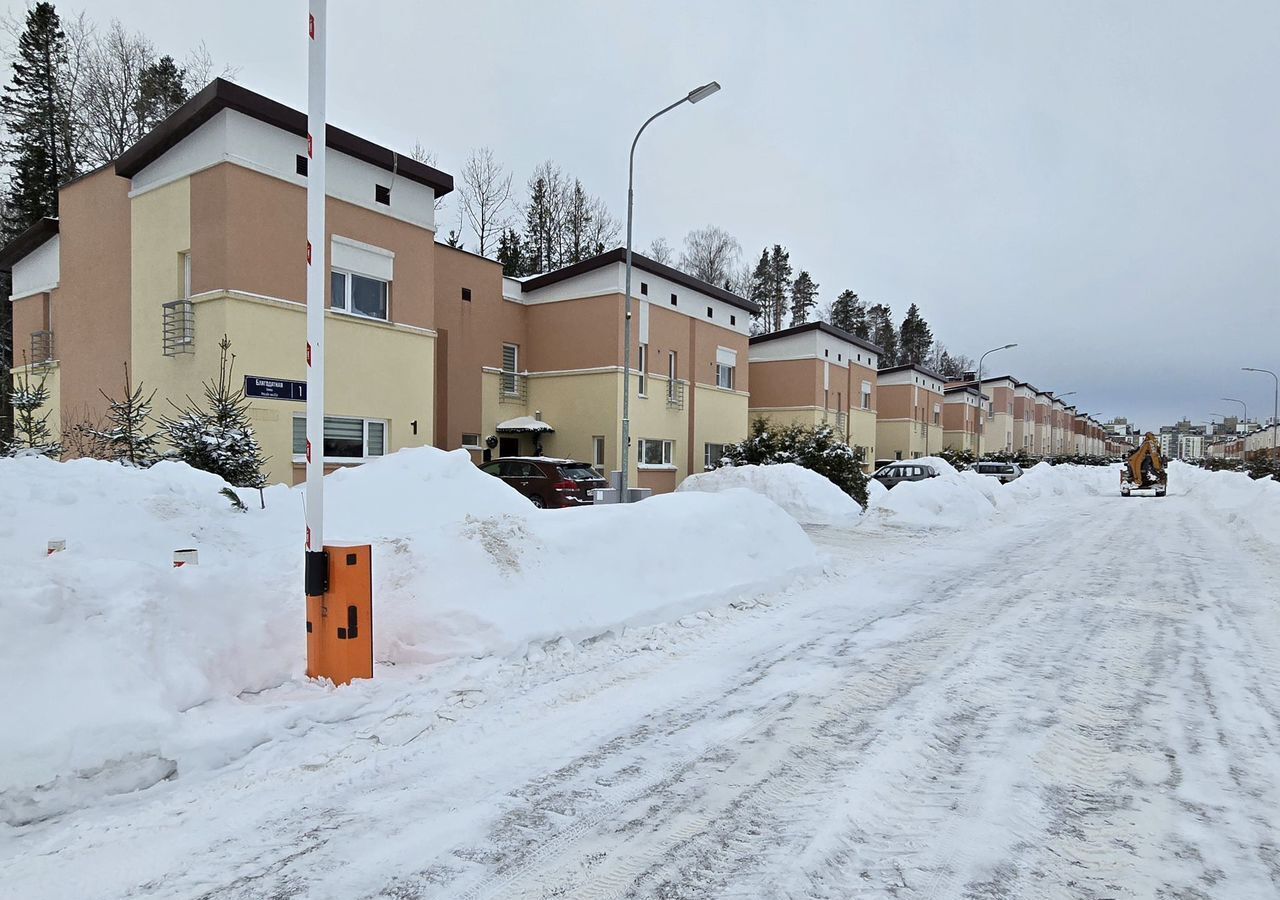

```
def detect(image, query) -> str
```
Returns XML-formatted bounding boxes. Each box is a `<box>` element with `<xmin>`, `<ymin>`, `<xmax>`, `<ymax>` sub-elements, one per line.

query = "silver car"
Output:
<box><xmin>970</xmin><ymin>461</ymin><xmax>1023</xmax><ymax>484</ymax></box>
<box><xmin>872</xmin><ymin>462</ymin><xmax>940</xmax><ymax>489</ymax></box>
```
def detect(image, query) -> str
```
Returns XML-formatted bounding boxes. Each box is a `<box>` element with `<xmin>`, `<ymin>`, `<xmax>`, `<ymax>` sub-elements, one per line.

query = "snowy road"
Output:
<box><xmin>6</xmin><ymin>483</ymin><xmax>1280</xmax><ymax>898</ymax></box>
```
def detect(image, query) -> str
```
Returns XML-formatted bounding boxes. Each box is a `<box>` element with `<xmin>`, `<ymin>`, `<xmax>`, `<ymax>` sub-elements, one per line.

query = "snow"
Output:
<box><xmin>4</xmin><ymin>462</ymin><xmax>1280</xmax><ymax>898</ymax></box>
<box><xmin>676</xmin><ymin>462</ymin><xmax>863</xmax><ymax>525</ymax></box>
<box><xmin>494</xmin><ymin>415</ymin><xmax>554</xmax><ymax>433</ymax></box>
<box><xmin>0</xmin><ymin>448</ymin><xmax>818</xmax><ymax>824</ymax></box>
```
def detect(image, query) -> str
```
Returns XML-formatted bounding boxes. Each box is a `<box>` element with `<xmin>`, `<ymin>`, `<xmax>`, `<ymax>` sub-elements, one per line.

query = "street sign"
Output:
<box><xmin>245</xmin><ymin>375</ymin><xmax>307</xmax><ymax>402</ymax></box>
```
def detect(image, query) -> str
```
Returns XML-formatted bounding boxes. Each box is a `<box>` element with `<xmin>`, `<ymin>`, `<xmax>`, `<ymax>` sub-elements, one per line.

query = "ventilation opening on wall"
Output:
<box><xmin>640</xmin><ymin>282</ymin><xmax>648</xmax><ymax>296</ymax></box>
<box><xmin>461</xmin><ymin>287</ymin><xmax>472</xmax><ymax>301</ymax></box>
<box><xmin>296</xmin><ymin>155</ymin><xmax>308</xmax><ymax>176</ymax></box>
<box><xmin>670</xmin><ymin>293</ymin><xmax>678</xmax><ymax>306</ymax></box>
<box><xmin>375</xmin><ymin>184</ymin><xmax>391</xmax><ymax>205</ymax></box>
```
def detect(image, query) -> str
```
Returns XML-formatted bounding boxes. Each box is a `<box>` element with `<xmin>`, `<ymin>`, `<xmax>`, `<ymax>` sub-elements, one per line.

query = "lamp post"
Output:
<box><xmin>1240</xmin><ymin>367</ymin><xmax>1277</xmax><ymax>460</ymax></box>
<box><xmin>975</xmin><ymin>343</ymin><xmax>1017</xmax><ymax>461</ymax></box>
<box><xmin>620</xmin><ymin>80</ymin><xmax>721</xmax><ymax>502</ymax></box>
<box><xmin>1222</xmin><ymin>397</ymin><xmax>1248</xmax><ymax>460</ymax></box>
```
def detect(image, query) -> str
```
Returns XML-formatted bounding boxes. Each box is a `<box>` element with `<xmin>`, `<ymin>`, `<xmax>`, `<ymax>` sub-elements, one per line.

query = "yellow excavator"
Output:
<box><xmin>1121</xmin><ymin>432</ymin><xmax>1167</xmax><ymax>497</ymax></box>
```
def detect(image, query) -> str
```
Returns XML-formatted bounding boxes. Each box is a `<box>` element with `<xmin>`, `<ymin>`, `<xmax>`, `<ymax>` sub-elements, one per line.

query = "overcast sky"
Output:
<box><xmin>10</xmin><ymin>0</ymin><xmax>1279</xmax><ymax>431</ymax></box>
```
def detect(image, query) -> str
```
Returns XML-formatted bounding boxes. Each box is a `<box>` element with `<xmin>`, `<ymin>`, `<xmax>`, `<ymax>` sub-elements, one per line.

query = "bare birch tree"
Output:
<box><xmin>679</xmin><ymin>225</ymin><xmax>741</xmax><ymax>287</ymax></box>
<box><xmin>459</xmin><ymin>146</ymin><xmax>512</xmax><ymax>257</ymax></box>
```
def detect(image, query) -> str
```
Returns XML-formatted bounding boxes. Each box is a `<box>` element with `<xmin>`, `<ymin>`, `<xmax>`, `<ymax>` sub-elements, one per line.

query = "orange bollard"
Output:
<box><xmin>305</xmin><ymin>544</ymin><xmax>373</xmax><ymax>686</ymax></box>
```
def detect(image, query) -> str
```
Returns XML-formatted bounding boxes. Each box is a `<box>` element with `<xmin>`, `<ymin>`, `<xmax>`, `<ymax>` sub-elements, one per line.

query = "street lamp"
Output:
<box><xmin>1241</xmin><ymin>367</ymin><xmax>1278</xmax><ymax>460</ymax></box>
<box><xmin>620</xmin><ymin>80</ymin><xmax>721</xmax><ymax>501</ymax></box>
<box><xmin>975</xmin><ymin>343</ymin><xmax>1017</xmax><ymax>460</ymax></box>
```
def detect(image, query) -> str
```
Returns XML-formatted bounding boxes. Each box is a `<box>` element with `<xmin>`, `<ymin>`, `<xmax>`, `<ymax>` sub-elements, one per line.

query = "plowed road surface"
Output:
<box><xmin>6</xmin><ymin>486</ymin><xmax>1280</xmax><ymax>898</ymax></box>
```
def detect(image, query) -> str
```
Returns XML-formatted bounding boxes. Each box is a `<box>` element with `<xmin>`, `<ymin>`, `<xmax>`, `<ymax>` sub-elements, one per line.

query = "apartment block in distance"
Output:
<box><xmin>747</xmin><ymin>321</ymin><xmax>882</xmax><ymax>470</ymax></box>
<box><xmin>875</xmin><ymin>363</ymin><xmax>946</xmax><ymax>463</ymax></box>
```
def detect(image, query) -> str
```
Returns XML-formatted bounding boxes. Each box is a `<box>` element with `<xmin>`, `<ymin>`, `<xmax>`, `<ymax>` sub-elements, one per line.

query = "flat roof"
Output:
<box><xmin>115</xmin><ymin>78</ymin><xmax>453</xmax><ymax>197</ymax></box>
<box><xmin>520</xmin><ymin>248</ymin><xmax>760</xmax><ymax>315</ymax></box>
<box><xmin>748</xmin><ymin>320</ymin><xmax>882</xmax><ymax>354</ymax></box>
<box><xmin>0</xmin><ymin>217</ymin><xmax>58</xmax><ymax>272</ymax></box>
<box><xmin>878</xmin><ymin>362</ymin><xmax>947</xmax><ymax>380</ymax></box>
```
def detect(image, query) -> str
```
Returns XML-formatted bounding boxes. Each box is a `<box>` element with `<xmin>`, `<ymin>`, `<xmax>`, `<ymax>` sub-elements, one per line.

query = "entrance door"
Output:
<box><xmin>498</xmin><ymin>436</ymin><xmax>519</xmax><ymax>457</ymax></box>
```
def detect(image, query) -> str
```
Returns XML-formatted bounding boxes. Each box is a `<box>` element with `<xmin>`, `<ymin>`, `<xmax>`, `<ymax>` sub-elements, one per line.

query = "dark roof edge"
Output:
<box><xmin>520</xmin><ymin>248</ymin><xmax>760</xmax><ymax>315</ymax></box>
<box><xmin>878</xmin><ymin>362</ymin><xmax>947</xmax><ymax>380</ymax></box>
<box><xmin>114</xmin><ymin>79</ymin><xmax>453</xmax><ymax>196</ymax></box>
<box><xmin>0</xmin><ymin>217</ymin><xmax>59</xmax><ymax>273</ymax></box>
<box><xmin>748</xmin><ymin>320</ymin><xmax>883</xmax><ymax>354</ymax></box>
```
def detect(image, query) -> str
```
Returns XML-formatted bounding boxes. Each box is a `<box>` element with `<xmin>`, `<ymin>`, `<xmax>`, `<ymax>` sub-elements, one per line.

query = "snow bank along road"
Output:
<box><xmin>6</xmin><ymin>476</ymin><xmax>1280</xmax><ymax>898</ymax></box>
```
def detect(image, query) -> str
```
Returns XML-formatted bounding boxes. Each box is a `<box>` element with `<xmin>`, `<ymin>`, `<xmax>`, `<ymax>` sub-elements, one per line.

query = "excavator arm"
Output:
<box><xmin>1122</xmin><ymin>433</ymin><xmax>1167</xmax><ymax>496</ymax></box>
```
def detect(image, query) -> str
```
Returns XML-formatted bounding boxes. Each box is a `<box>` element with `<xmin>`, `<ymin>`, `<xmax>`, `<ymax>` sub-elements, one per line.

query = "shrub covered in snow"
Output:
<box><xmin>718</xmin><ymin>417</ymin><xmax>870</xmax><ymax>507</ymax></box>
<box><xmin>677</xmin><ymin>462</ymin><xmax>863</xmax><ymax>525</ymax></box>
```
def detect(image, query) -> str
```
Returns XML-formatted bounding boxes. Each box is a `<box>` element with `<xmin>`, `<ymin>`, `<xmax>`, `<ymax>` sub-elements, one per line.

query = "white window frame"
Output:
<box><xmin>501</xmin><ymin>343</ymin><xmax>520</xmax><ymax>396</ymax></box>
<box><xmin>704</xmin><ymin>442</ymin><xmax>726</xmax><ymax>471</ymax></box>
<box><xmin>638</xmin><ymin>438</ymin><xmax>674</xmax><ymax>469</ymax></box>
<box><xmin>861</xmin><ymin>380</ymin><xmax>872</xmax><ymax>410</ymax></box>
<box><xmin>637</xmin><ymin>343</ymin><xmax>648</xmax><ymax>397</ymax></box>
<box><xmin>293</xmin><ymin>415</ymin><xmax>388</xmax><ymax>463</ymax></box>
<box><xmin>716</xmin><ymin>363</ymin><xmax>735</xmax><ymax>390</ymax></box>
<box><xmin>181</xmin><ymin>250</ymin><xmax>192</xmax><ymax>299</ymax></box>
<box><xmin>461</xmin><ymin>433</ymin><xmax>482</xmax><ymax>450</ymax></box>
<box><xmin>667</xmin><ymin>351</ymin><xmax>678</xmax><ymax>402</ymax></box>
<box><xmin>593</xmin><ymin>435</ymin><xmax>606</xmax><ymax>470</ymax></box>
<box><xmin>331</xmin><ymin>267</ymin><xmax>390</xmax><ymax>321</ymax></box>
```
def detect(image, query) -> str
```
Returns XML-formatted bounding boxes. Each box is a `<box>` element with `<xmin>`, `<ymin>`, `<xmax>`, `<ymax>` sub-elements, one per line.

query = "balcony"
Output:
<box><xmin>666</xmin><ymin>379</ymin><xmax>684</xmax><ymax>410</ymax></box>
<box><xmin>29</xmin><ymin>330</ymin><xmax>54</xmax><ymax>366</ymax></box>
<box><xmin>162</xmin><ymin>299</ymin><xmax>195</xmax><ymax>355</ymax></box>
<box><xmin>498</xmin><ymin>371</ymin><xmax>527</xmax><ymax>404</ymax></box>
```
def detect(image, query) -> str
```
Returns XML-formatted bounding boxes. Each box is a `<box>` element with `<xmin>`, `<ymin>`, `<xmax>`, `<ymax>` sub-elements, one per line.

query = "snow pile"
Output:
<box><xmin>0</xmin><ymin>449</ymin><xmax>819</xmax><ymax>823</ymax></box>
<box><xmin>1170</xmin><ymin>462</ymin><xmax>1280</xmax><ymax>545</ymax></box>
<box><xmin>676</xmin><ymin>463</ymin><xmax>862</xmax><ymax>525</ymax></box>
<box><xmin>1002</xmin><ymin>462</ymin><xmax>1114</xmax><ymax>501</ymax></box>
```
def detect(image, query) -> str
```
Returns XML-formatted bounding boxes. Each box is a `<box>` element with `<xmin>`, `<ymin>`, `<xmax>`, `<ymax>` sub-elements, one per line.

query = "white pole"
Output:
<box><xmin>305</xmin><ymin>0</ymin><xmax>327</xmax><ymax>575</ymax></box>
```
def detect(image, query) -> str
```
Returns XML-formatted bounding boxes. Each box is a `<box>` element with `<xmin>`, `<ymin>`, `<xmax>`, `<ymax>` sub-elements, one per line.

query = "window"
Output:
<box><xmin>593</xmin><ymin>435</ymin><xmax>605</xmax><ymax>470</ymax></box>
<box><xmin>331</xmin><ymin>270</ymin><xmax>389</xmax><ymax>320</ymax></box>
<box><xmin>461</xmin><ymin>287</ymin><xmax>472</xmax><ymax>301</ymax></box>
<box><xmin>293</xmin><ymin>416</ymin><xmax>387</xmax><ymax>461</ymax></box>
<box><xmin>670</xmin><ymin>293</ymin><xmax>678</xmax><ymax>306</ymax></box>
<box><xmin>501</xmin><ymin>343</ymin><xmax>519</xmax><ymax>395</ymax></box>
<box><xmin>182</xmin><ymin>251</ymin><xmax>192</xmax><ymax>299</ymax></box>
<box><xmin>296</xmin><ymin>154</ymin><xmax>308</xmax><ymax>176</ymax></box>
<box><xmin>716</xmin><ymin>363</ymin><xmax>735</xmax><ymax>390</ymax></box>
<box><xmin>639</xmin><ymin>438</ymin><xmax>673</xmax><ymax>467</ymax></box>
<box><xmin>375</xmin><ymin>184</ymin><xmax>391</xmax><ymax>205</ymax></box>
<box><xmin>707</xmin><ymin>306</ymin><xmax>714</xmax><ymax>318</ymax></box>
<box><xmin>667</xmin><ymin>351</ymin><xmax>678</xmax><ymax>401</ymax></box>
<box><xmin>461</xmin><ymin>433</ymin><xmax>482</xmax><ymax>449</ymax></box>
<box><xmin>837</xmin><ymin>353</ymin><xmax>842</xmax><ymax>362</ymax></box>
<box><xmin>637</xmin><ymin>343</ymin><xmax>648</xmax><ymax>396</ymax></box>
<box><xmin>861</xmin><ymin>381</ymin><xmax>872</xmax><ymax>410</ymax></box>
<box><xmin>640</xmin><ymin>282</ymin><xmax>648</xmax><ymax>296</ymax></box>
<box><xmin>933</xmin><ymin>404</ymin><xmax>941</xmax><ymax>425</ymax></box>
<box><xmin>704</xmin><ymin>443</ymin><xmax>726</xmax><ymax>471</ymax></box>
<box><xmin>730</xmin><ymin>315</ymin><xmax>736</xmax><ymax>326</ymax></box>
<box><xmin>824</xmin><ymin>349</ymin><xmax>829</xmax><ymax>357</ymax></box>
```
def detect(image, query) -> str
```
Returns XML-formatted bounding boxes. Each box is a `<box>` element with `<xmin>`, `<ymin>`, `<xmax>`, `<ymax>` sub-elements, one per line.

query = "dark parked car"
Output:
<box><xmin>969</xmin><ymin>461</ymin><xmax>1023</xmax><ymax>484</ymax></box>
<box><xmin>872</xmin><ymin>462</ymin><xmax>940</xmax><ymax>489</ymax></box>
<box><xmin>479</xmin><ymin>457</ymin><xmax>606</xmax><ymax>508</ymax></box>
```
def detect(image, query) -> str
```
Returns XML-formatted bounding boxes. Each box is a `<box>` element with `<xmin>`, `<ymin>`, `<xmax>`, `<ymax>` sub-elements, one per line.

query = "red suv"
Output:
<box><xmin>479</xmin><ymin>457</ymin><xmax>607</xmax><ymax>508</ymax></box>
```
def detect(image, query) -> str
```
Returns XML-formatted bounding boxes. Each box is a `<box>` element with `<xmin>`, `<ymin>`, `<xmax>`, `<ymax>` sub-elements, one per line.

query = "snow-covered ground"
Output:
<box><xmin>3</xmin><ymin>458</ymin><xmax>1280</xmax><ymax>898</ymax></box>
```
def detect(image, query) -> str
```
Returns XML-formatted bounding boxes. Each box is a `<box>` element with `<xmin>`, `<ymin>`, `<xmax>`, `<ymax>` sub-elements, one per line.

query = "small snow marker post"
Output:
<box><xmin>302</xmin><ymin>0</ymin><xmax>372</xmax><ymax>687</ymax></box>
<box><xmin>47</xmin><ymin>539</ymin><xmax>65</xmax><ymax>556</ymax></box>
<box><xmin>173</xmin><ymin>549</ymin><xmax>199</xmax><ymax>568</ymax></box>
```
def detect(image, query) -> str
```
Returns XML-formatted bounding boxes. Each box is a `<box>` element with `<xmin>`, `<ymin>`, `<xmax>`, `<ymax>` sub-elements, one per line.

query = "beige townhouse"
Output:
<box><xmin>1032</xmin><ymin>391</ymin><xmax>1052</xmax><ymax>455</ymax></box>
<box><xmin>1012</xmin><ymin>382</ymin><xmax>1036</xmax><ymax>452</ymax></box>
<box><xmin>747</xmin><ymin>321</ymin><xmax>882</xmax><ymax>470</ymax></box>
<box><xmin>2</xmin><ymin>79</ymin><xmax>756</xmax><ymax>493</ymax></box>
<box><xmin>943</xmin><ymin>384</ymin><xmax>984</xmax><ymax>453</ymax></box>
<box><xmin>875</xmin><ymin>363</ymin><xmax>945</xmax><ymax>464</ymax></box>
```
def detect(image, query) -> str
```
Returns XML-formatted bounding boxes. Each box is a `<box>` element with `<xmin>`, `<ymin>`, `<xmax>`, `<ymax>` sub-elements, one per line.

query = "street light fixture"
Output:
<box><xmin>1240</xmin><ymin>367</ymin><xmax>1277</xmax><ymax>459</ymax></box>
<box><xmin>620</xmin><ymin>81</ymin><xmax>721</xmax><ymax>502</ymax></box>
<box><xmin>975</xmin><ymin>343</ymin><xmax>1017</xmax><ymax>461</ymax></box>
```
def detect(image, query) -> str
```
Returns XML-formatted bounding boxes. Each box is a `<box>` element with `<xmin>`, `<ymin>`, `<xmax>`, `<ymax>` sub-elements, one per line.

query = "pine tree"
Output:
<box><xmin>898</xmin><ymin>303</ymin><xmax>934</xmax><ymax>364</ymax></box>
<box><xmin>0</xmin><ymin>2</ymin><xmax>76</xmax><ymax>239</ymax></box>
<box><xmin>134</xmin><ymin>55</ymin><xmax>188</xmax><ymax>133</ymax></box>
<box><xmin>160</xmin><ymin>335</ymin><xmax>268</xmax><ymax>489</ymax></box>
<box><xmin>767</xmin><ymin>245</ymin><xmax>792</xmax><ymax>332</ymax></box>
<box><xmin>92</xmin><ymin>362</ymin><xmax>160</xmax><ymax>466</ymax></box>
<box><xmin>828</xmin><ymin>290</ymin><xmax>868</xmax><ymax>337</ymax></box>
<box><xmin>747</xmin><ymin>248</ymin><xmax>772</xmax><ymax>334</ymax></box>
<box><xmin>2</xmin><ymin>353</ymin><xmax>61</xmax><ymax>458</ymax></box>
<box><xmin>497</xmin><ymin>227</ymin><xmax>525</xmax><ymax>276</ymax></box>
<box><xmin>868</xmin><ymin>303</ymin><xmax>898</xmax><ymax>365</ymax></box>
<box><xmin>790</xmin><ymin>270</ymin><xmax>819</xmax><ymax>327</ymax></box>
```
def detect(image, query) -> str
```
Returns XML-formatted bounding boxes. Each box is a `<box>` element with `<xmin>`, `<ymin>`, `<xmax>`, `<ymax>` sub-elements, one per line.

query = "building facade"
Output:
<box><xmin>875</xmin><ymin>363</ymin><xmax>945</xmax><ymax>463</ymax></box>
<box><xmin>747</xmin><ymin>321</ymin><xmax>881</xmax><ymax>470</ymax></box>
<box><xmin>942</xmin><ymin>385</ymin><xmax>984</xmax><ymax>453</ymax></box>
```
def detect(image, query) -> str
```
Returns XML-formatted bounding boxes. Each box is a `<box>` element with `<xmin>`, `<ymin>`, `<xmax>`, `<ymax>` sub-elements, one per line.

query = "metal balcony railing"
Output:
<box><xmin>30</xmin><ymin>330</ymin><xmax>54</xmax><ymax>366</ymax></box>
<box><xmin>163</xmin><ymin>299</ymin><xmax>195</xmax><ymax>355</ymax></box>
<box><xmin>498</xmin><ymin>371</ymin><xmax>527</xmax><ymax>404</ymax></box>
<box><xmin>666</xmin><ymin>379</ymin><xmax>684</xmax><ymax>410</ymax></box>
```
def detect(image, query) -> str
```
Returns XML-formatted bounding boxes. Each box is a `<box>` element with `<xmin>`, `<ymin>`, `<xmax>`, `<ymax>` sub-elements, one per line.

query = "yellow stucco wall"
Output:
<box><xmin>526</xmin><ymin>370</ymin><xmax>623</xmax><ymax>467</ymax></box>
<box><xmin>848</xmin><ymin>408</ymin><xmax>877</xmax><ymax>471</ymax></box>
<box><xmin>876</xmin><ymin>420</ymin><xmax>943</xmax><ymax>461</ymax></box>
<box><xmin>693</xmin><ymin>384</ymin><xmax>748</xmax><ymax>475</ymax></box>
